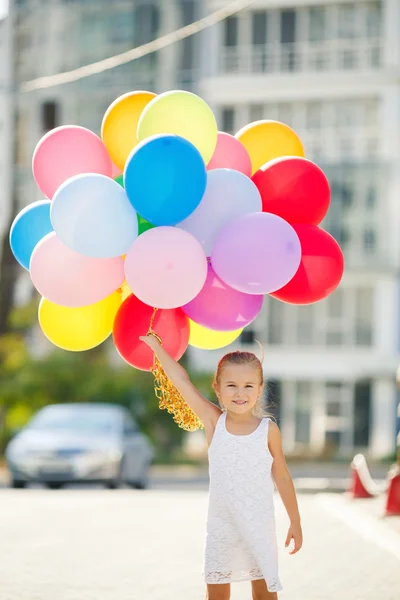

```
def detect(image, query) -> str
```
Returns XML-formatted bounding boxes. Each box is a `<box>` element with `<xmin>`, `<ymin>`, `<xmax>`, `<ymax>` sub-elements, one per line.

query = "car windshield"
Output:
<box><xmin>28</xmin><ymin>406</ymin><xmax>121</xmax><ymax>435</ymax></box>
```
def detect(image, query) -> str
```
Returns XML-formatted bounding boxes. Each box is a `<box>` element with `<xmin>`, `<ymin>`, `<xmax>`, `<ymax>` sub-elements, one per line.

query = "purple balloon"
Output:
<box><xmin>182</xmin><ymin>263</ymin><xmax>263</xmax><ymax>331</ymax></box>
<box><xmin>211</xmin><ymin>212</ymin><xmax>301</xmax><ymax>294</ymax></box>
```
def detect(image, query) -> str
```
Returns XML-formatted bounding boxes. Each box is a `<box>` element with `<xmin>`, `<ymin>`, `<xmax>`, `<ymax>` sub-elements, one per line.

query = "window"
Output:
<box><xmin>249</xmin><ymin>104</ymin><xmax>263</xmax><ymax>122</ymax></box>
<box><xmin>325</xmin><ymin>430</ymin><xmax>341</xmax><ymax>448</ymax></box>
<box><xmin>240</xmin><ymin>329</ymin><xmax>255</xmax><ymax>344</ymax></box>
<box><xmin>268</xmin><ymin>299</ymin><xmax>284</xmax><ymax>345</ymax></box>
<box><xmin>308</xmin><ymin>6</ymin><xmax>326</xmax><ymax>42</ymax></box>
<box><xmin>295</xmin><ymin>382</ymin><xmax>311</xmax><ymax>443</ymax></box>
<box><xmin>354</xmin><ymin>381</ymin><xmax>371</xmax><ymax>446</ymax></box>
<box><xmin>278</xmin><ymin>103</ymin><xmax>293</xmax><ymax>127</ymax></box>
<box><xmin>338</xmin><ymin>4</ymin><xmax>357</xmax><ymax>39</ymax></box>
<box><xmin>306</xmin><ymin>102</ymin><xmax>322</xmax><ymax>129</ymax></box>
<box><xmin>135</xmin><ymin>4</ymin><xmax>159</xmax><ymax>45</ymax></box>
<box><xmin>365</xmin><ymin>1</ymin><xmax>381</xmax><ymax>38</ymax></box>
<box><xmin>110</xmin><ymin>10</ymin><xmax>134</xmax><ymax>44</ymax></box>
<box><xmin>363</xmin><ymin>228</ymin><xmax>376</xmax><ymax>252</ymax></box>
<box><xmin>280</xmin><ymin>10</ymin><xmax>296</xmax><ymax>44</ymax></box>
<box><xmin>326</xmin><ymin>382</ymin><xmax>344</xmax><ymax>416</ymax></box>
<box><xmin>252</xmin><ymin>11</ymin><xmax>267</xmax><ymax>45</ymax></box>
<box><xmin>327</xmin><ymin>290</ymin><xmax>343</xmax><ymax>319</ymax></box>
<box><xmin>221</xmin><ymin>107</ymin><xmax>235</xmax><ymax>133</ymax></box>
<box><xmin>366</xmin><ymin>186</ymin><xmax>377</xmax><ymax>209</ymax></box>
<box><xmin>224</xmin><ymin>16</ymin><xmax>238</xmax><ymax>47</ymax></box>
<box><xmin>280</xmin><ymin>10</ymin><xmax>296</xmax><ymax>71</ymax></box>
<box><xmin>41</xmin><ymin>100</ymin><xmax>59</xmax><ymax>132</ymax></box>
<box><xmin>179</xmin><ymin>0</ymin><xmax>196</xmax><ymax>80</ymax></box>
<box><xmin>355</xmin><ymin>287</ymin><xmax>373</xmax><ymax>345</ymax></box>
<box><xmin>296</xmin><ymin>305</ymin><xmax>314</xmax><ymax>345</ymax></box>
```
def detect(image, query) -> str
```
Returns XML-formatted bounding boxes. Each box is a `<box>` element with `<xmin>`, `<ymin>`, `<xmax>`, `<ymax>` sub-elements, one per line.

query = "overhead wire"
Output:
<box><xmin>20</xmin><ymin>0</ymin><xmax>256</xmax><ymax>92</ymax></box>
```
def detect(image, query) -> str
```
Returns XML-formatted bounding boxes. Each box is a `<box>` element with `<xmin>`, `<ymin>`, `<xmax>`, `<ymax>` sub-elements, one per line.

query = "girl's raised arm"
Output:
<box><xmin>139</xmin><ymin>334</ymin><xmax>221</xmax><ymax>428</ymax></box>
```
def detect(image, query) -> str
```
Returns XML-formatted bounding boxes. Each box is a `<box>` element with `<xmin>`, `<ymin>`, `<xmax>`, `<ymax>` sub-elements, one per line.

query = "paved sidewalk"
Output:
<box><xmin>0</xmin><ymin>489</ymin><xmax>399</xmax><ymax>599</ymax></box>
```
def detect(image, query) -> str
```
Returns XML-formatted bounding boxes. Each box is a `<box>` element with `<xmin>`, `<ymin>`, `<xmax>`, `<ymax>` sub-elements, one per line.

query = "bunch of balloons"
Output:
<box><xmin>10</xmin><ymin>89</ymin><xmax>344</xmax><ymax>372</ymax></box>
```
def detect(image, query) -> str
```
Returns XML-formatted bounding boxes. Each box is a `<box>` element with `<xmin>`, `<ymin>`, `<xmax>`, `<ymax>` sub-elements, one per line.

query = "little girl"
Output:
<box><xmin>140</xmin><ymin>334</ymin><xmax>303</xmax><ymax>600</ymax></box>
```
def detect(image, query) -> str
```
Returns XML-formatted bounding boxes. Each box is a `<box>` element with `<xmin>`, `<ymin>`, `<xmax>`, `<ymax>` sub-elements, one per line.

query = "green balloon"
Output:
<box><xmin>114</xmin><ymin>174</ymin><xmax>155</xmax><ymax>235</ymax></box>
<box><xmin>138</xmin><ymin>215</ymin><xmax>155</xmax><ymax>235</ymax></box>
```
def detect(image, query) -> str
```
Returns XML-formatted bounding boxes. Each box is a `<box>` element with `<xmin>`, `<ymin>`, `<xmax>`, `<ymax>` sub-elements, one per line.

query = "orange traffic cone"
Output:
<box><xmin>349</xmin><ymin>454</ymin><xmax>385</xmax><ymax>499</ymax></box>
<box><xmin>385</xmin><ymin>463</ymin><xmax>400</xmax><ymax>516</ymax></box>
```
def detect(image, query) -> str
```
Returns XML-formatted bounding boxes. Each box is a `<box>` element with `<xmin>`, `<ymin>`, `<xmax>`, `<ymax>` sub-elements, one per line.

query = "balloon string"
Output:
<box><xmin>145</xmin><ymin>307</ymin><xmax>204</xmax><ymax>432</ymax></box>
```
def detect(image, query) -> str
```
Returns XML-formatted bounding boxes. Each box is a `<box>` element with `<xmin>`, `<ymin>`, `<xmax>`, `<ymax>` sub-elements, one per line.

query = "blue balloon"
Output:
<box><xmin>9</xmin><ymin>200</ymin><xmax>53</xmax><ymax>270</ymax></box>
<box><xmin>124</xmin><ymin>134</ymin><xmax>207</xmax><ymax>226</ymax></box>
<box><xmin>51</xmin><ymin>174</ymin><xmax>138</xmax><ymax>258</ymax></box>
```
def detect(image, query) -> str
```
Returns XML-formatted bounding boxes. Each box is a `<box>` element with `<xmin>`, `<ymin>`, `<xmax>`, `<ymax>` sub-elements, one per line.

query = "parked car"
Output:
<box><xmin>5</xmin><ymin>403</ymin><xmax>154</xmax><ymax>489</ymax></box>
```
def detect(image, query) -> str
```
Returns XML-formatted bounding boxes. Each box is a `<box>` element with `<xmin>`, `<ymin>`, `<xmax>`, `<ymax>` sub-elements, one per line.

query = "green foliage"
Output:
<box><xmin>0</xmin><ymin>304</ymin><xmax>215</xmax><ymax>457</ymax></box>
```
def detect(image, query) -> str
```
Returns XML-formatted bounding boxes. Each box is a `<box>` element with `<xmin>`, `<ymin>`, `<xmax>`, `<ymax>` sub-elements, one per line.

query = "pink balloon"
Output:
<box><xmin>30</xmin><ymin>232</ymin><xmax>125</xmax><ymax>307</ymax></box>
<box><xmin>182</xmin><ymin>263</ymin><xmax>263</xmax><ymax>331</ymax></box>
<box><xmin>125</xmin><ymin>227</ymin><xmax>208</xmax><ymax>309</ymax></box>
<box><xmin>211</xmin><ymin>212</ymin><xmax>302</xmax><ymax>294</ymax></box>
<box><xmin>32</xmin><ymin>126</ymin><xmax>113</xmax><ymax>199</ymax></box>
<box><xmin>207</xmin><ymin>132</ymin><xmax>252</xmax><ymax>176</ymax></box>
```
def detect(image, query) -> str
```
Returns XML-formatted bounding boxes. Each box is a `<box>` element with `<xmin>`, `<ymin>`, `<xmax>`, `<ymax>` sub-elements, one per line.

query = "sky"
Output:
<box><xmin>0</xmin><ymin>0</ymin><xmax>8</xmax><ymax>21</ymax></box>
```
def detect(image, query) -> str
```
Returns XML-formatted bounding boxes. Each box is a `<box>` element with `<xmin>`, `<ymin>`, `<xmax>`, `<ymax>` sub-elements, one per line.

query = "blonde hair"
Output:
<box><xmin>213</xmin><ymin>343</ymin><xmax>276</xmax><ymax>421</ymax></box>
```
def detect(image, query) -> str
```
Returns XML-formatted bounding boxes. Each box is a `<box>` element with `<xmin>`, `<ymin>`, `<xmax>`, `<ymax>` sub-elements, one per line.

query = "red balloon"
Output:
<box><xmin>113</xmin><ymin>294</ymin><xmax>189</xmax><ymax>371</ymax></box>
<box><xmin>252</xmin><ymin>156</ymin><xmax>330</xmax><ymax>225</ymax></box>
<box><xmin>270</xmin><ymin>224</ymin><xmax>344</xmax><ymax>304</ymax></box>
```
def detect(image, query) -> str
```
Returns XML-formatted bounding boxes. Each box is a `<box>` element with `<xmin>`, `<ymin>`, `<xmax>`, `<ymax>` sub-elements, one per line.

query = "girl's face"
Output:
<box><xmin>214</xmin><ymin>363</ymin><xmax>263</xmax><ymax>414</ymax></box>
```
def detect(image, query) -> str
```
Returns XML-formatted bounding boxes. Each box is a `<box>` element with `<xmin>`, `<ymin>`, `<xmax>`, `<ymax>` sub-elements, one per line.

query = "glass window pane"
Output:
<box><xmin>308</xmin><ymin>6</ymin><xmax>325</xmax><ymax>42</ymax></box>
<box><xmin>224</xmin><ymin>16</ymin><xmax>238</xmax><ymax>47</ymax></box>
<box><xmin>355</xmin><ymin>287</ymin><xmax>373</xmax><ymax>346</ymax></box>
<box><xmin>306</xmin><ymin>102</ymin><xmax>322</xmax><ymax>128</ymax></box>
<box><xmin>221</xmin><ymin>107</ymin><xmax>235</xmax><ymax>133</ymax></box>
<box><xmin>280</xmin><ymin>10</ymin><xmax>296</xmax><ymax>43</ymax></box>
<box><xmin>354</xmin><ymin>381</ymin><xmax>371</xmax><ymax>445</ymax></box>
<box><xmin>135</xmin><ymin>5</ymin><xmax>159</xmax><ymax>45</ymax></box>
<box><xmin>268</xmin><ymin>299</ymin><xmax>284</xmax><ymax>344</ymax></box>
<box><xmin>295</xmin><ymin>382</ymin><xmax>311</xmax><ymax>443</ymax></box>
<box><xmin>296</xmin><ymin>305</ymin><xmax>314</xmax><ymax>345</ymax></box>
<box><xmin>327</xmin><ymin>290</ymin><xmax>343</xmax><ymax>318</ymax></box>
<box><xmin>252</xmin><ymin>11</ymin><xmax>267</xmax><ymax>45</ymax></box>
<box><xmin>338</xmin><ymin>4</ymin><xmax>357</xmax><ymax>38</ymax></box>
<box><xmin>249</xmin><ymin>104</ymin><xmax>264</xmax><ymax>121</ymax></box>
<box><xmin>365</xmin><ymin>1</ymin><xmax>381</xmax><ymax>38</ymax></box>
<box><xmin>363</xmin><ymin>228</ymin><xmax>376</xmax><ymax>252</ymax></box>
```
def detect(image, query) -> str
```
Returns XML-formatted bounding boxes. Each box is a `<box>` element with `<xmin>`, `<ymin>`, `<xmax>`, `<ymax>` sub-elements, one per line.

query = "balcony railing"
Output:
<box><xmin>220</xmin><ymin>38</ymin><xmax>382</xmax><ymax>76</ymax></box>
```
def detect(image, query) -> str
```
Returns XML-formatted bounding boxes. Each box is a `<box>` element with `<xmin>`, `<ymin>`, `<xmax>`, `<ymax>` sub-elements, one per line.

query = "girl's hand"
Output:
<box><xmin>139</xmin><ymin>334</ymin><xmax>161</xmax><ymax>350</ymax></box>
<box><xmin>285</xmin><ymin>521</ymin><xmax>303</xmax><ymax>555</ymax></box>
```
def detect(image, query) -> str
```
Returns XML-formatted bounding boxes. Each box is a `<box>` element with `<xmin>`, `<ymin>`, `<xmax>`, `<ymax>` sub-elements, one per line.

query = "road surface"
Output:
<box><xmin>0</xmin><ymin>487</ymin><xmax>398</xmax><ymax>600</ymax></box>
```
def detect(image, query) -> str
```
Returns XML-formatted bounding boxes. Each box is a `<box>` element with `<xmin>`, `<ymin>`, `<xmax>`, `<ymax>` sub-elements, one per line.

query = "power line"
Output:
<box><xmin>20</xmin><ymin>0</ymin><xmax>256</xmax><ymax>93</ymax></box>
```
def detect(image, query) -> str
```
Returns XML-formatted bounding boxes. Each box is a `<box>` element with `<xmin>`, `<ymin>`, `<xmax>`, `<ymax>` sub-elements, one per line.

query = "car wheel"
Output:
<box><xmin>105</xmin><ymin>456</ymin><xmax>125</xmax><ymax>489</ymax></box>
<box><xmin>11</xmin><ymin>479</ymin><xmax>26</xmax><ymax>489</ymax></box>
<box><xmin>46</xmin><ymin>482</ymin><xmax>64</xmax><ymax>490</ymax></box>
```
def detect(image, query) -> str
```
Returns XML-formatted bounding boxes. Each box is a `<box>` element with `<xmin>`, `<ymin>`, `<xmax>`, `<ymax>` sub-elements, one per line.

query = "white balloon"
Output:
<box><xmin>177</xmin><ymin>169</ymin><xmax>262</xmax><ymax>256</ymax></box>
<box><xmin>51</xmin><ymin>174</ymin><xmax>138</xmax><ymax>258</ymax></box>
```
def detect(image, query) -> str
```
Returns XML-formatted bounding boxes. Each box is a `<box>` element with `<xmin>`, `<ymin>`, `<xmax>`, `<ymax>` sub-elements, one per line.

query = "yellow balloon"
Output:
<box><xmin>120</xmin><ymin>280</ymin><xmax>132</xmax><ymax>302</ymax></box>
<box><xmin>189</xmin><ymin>320</ymin><xmax>243</xmax><ymax>350</ymax></box>
<box><xmin>137</xmin><ymin>90</ymin><xmax>218</xmax><ymax>164</ymax></box>
<box><xmin>38</xmin><ymin>291</ymin><xmax>122</xmax><ymax>352</ymax></box>
<box><xmin>235</xmin><ymin>120</ymin><xmax>305</xmax><ymax>175</ymax></box>
<box><xmin>101</xmin><ymin>91</ymin><xmax>156</xmax><ymax>170</ymax></box>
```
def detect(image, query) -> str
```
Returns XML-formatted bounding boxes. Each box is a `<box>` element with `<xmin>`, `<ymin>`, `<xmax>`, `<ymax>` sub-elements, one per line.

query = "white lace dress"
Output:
<box><xmin>202</xmin><ymin>412</ymin><xmax>283</xmax><ymax>593</ymax></box>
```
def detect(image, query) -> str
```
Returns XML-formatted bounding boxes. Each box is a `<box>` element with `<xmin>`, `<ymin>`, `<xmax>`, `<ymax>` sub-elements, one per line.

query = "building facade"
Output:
<box><xmin>0</xmin><ymin>0</ymin><xmax>13</xmax><ymax>240</ymax></box>
<box><xmin>189</xmin><ymin>0</ymin><xmax>400</xmax><ymax>460</ymax></box>
<box><xmin>14</xmin><ymin>0</ymin><xmax>400</xmax><ymax>459</ymax></box>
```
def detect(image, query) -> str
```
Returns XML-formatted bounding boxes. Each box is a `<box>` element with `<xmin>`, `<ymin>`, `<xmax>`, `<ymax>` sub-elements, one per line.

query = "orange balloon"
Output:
<box><xmin>101</xmin><ymin>91</ymin><xmax>157</xmax><ymax>170</ymax></box>
<box><xmin>235</xmin><ymin>120</ymin><xmax>305</xmax><ymax>175</ymax></box>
